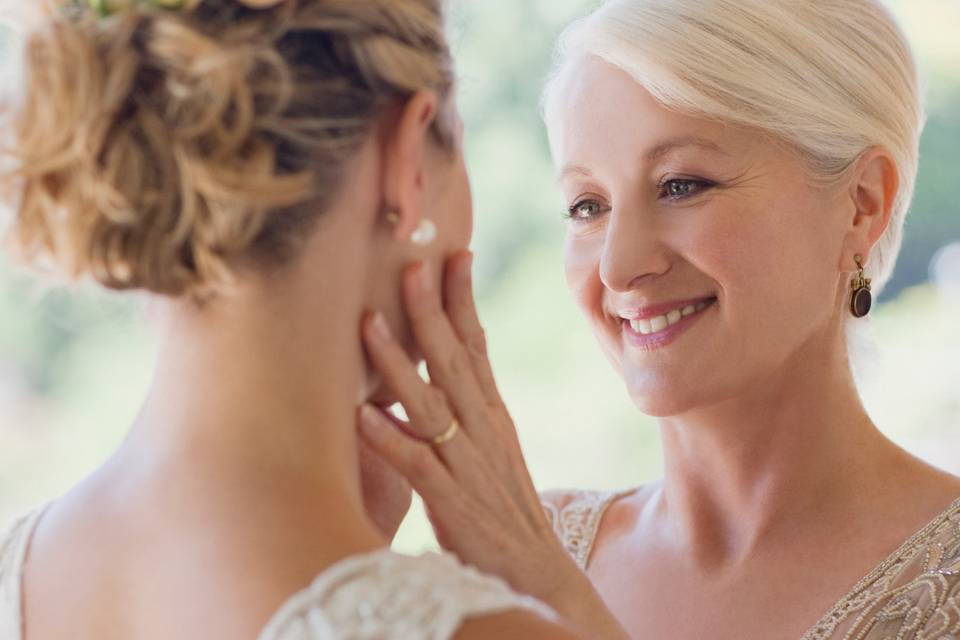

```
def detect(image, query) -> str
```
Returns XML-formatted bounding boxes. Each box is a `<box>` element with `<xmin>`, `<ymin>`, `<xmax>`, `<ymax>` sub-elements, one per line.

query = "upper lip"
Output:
<box><xmin>615</xmin><ymin>296</ymin><xmax>717</xmax><ymax>320</ymax></box>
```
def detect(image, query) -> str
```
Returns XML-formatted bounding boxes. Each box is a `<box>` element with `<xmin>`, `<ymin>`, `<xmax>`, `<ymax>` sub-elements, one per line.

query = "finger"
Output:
<box><xmin>442</xmin><ymin>251</ymin><xmax>504</xmax><ymax>408</ymax></box>
<box><xmin>362</xmin><ymin>311</ymin><xmax>475</xmax><ymax>466</ymax></box>
<box><xmin>441</xmin><ymin>253</ymin><xmax>524</xmax><ymax>454</ymax></box>
<box><xmin>370</xmin><ymin>404</ymin><xmax>422</xmax><ymax>439</ymax></box>
<box><xmin>358</xmin><ymin>404</ymin><xmax>458</xmax><ymax>504</ymax></box>
<box><xmin>367</xmin><ymin>398</ymin><xmax>493</xmax><ymax>496</ymax></box>
<box><xmin>402</xmin><ymin>262</ymin><xmax>494</xmax><ymax>431</ymax></box>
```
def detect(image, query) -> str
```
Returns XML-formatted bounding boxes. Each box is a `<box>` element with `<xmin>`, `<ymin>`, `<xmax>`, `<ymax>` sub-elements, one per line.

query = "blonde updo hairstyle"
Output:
<box><xmin>543</xmin><ymin>0</ymin><xmax>924</xmax><ymax>296</ymax></box>
<box><xmin>3</xmin><ymin>0</ymin><xmax>455</xmax><ymax>296</ymax></box>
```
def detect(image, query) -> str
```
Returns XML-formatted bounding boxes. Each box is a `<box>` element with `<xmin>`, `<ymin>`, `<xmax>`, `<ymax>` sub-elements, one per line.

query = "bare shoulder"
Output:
<box><xmin>590</xmin><ymin>483</ymin><xmax>658</xmax><ymax>548</ymax></box>
<box><xmin>454</xmin><ymin>609</ymin><xmax>581</xmax><ymax>640</ymax></box>
<box><xmin>937</xmin><ymin>468</ymin><xmax>960</xmax><ymax>494</ymax></box>
<box><xmin>894</xmin><ymin>450</ymin><xmax>960</xmax><ymax>513</ymax></box>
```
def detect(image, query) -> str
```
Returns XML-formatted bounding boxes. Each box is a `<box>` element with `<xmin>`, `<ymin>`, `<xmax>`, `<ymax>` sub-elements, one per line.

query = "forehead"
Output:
<box><xmin>548</xmin><ymin>55</ymin><xmax>756</xmax><ymax>171</ymax></box>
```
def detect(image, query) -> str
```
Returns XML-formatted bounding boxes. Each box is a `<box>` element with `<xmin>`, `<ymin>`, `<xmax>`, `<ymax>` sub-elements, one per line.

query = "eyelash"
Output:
<box><xmin>563</xmin><ymin>178</ymin><xmax>715</xmax><ymax>222</ymax></box>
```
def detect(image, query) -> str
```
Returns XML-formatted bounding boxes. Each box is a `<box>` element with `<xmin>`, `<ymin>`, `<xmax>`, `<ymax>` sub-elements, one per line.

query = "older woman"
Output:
<box><xmin>0</xmin><ymin>1</ymin><xmax>587</xmax><ymax>638</ymax></box>
<box><xmin>359</xmin><ymin>0</ymin><xmax>960</xmax><ymax>638</ymax></box>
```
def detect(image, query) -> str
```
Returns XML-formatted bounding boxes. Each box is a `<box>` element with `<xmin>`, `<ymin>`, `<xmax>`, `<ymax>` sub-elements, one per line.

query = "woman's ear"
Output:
<box><xmin>840</xmin><ymin>147</ymin><xmax>899</xmax><ymax>268</ymax></box>
<box><xmin>381</xmin><ymin>91</ymin><xmax>439</xmax><ymax>241</ymax></box>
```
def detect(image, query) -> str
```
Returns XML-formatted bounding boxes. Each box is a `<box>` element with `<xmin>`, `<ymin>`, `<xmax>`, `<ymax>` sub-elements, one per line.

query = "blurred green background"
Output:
<box><xmin>0</xmin><ymin>1</ymin><xmax>958</xmax><ymax>554</ymax></box>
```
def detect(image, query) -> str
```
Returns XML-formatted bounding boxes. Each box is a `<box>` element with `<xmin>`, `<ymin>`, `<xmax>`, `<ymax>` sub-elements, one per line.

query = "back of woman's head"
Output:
<box><xmin>2</xmin><ymin>0</ymin><xmax>454</xmax><ymax>296</ymax></box>
<box><xmin>543</xmin><ymin>0</ymin><xmax>924</xmax><ymax>296</ymax></box>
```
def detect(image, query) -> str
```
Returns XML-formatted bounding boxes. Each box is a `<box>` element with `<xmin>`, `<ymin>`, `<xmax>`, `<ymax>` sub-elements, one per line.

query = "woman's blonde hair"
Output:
<box><xmin>543</xmin><ymin>0</ymin><xmax>924</xmax><ymax>295</ymax></box>
<box><xmin>2</xmin><ymin>0</ymin><xmax>455</xmax><ymax>296</ymax></box>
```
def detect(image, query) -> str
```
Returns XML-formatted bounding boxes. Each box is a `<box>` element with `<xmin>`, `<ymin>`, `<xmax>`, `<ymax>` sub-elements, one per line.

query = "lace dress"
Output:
<box><xmin>541</xmin><ymin>488</ymin><xmax>960</xmax><ymax>640</ymax></box>
<box><xmin>0</xmin><ymin>506</ymin><xmax>556</xmax><ymax>640</ymax></box>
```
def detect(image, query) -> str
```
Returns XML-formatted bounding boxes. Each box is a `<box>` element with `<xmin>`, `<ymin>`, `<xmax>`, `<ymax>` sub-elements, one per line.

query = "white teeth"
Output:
<box><xmin>630</xmin><ymin>318</ymin><xmax>653</xmax><ymax>334</ymax></box>
<box><xmin>626</xmin><ymin>300</ymin><xmax>713</xmax><ymax>335</ymax></box>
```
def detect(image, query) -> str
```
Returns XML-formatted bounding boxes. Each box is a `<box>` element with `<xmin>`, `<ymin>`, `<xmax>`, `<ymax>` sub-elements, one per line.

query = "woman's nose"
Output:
<box><xmin>598</xmin><ymin>207</ymin><xmax>671</xmax><ymax>293</ymax></box>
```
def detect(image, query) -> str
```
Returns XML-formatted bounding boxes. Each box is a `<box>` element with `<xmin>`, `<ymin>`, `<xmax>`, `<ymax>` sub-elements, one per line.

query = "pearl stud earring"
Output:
<box><xmin>410</xmin><ymin>219</ymin><xmax>437</xmax><ymax>246</ymax></box>
<box><xmin>385</xmin><ymin>211</ymin><xmax>436</xmax><ymax>247</ymax></box>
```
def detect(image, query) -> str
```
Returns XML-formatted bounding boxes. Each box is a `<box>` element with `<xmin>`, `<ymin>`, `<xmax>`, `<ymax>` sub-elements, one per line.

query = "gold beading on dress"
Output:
<box><xmin>541</xmin><ymin>489</ymin><xmax>960</xmax><ymax>640</ymax></box>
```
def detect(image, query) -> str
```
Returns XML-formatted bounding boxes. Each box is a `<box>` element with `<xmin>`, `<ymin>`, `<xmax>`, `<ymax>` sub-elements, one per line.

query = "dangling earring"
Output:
<box><xmin>384</xmin><ymin>211</ymin><xmax>436</xmax><ymax>247</ymax></box>
<box><xmin>850</xmin><ymin>254</ymin><xmax>873</xmax><ymax>318</ymax></box>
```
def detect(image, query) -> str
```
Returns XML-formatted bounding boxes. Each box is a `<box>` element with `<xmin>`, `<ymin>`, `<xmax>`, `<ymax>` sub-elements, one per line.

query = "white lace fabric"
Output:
<box><xmin>541</xmin><ymin>488</ymin><xmax>960</xmax><ymax>640</ymax></box>
<box><xmin>260</xmin><ymin>548</ymin><xmax>557</xmax><ymax>640</ymax></box>
<box><xmin>0</xmin><ymin>506</ymin><xmax>555</xmax><ymax>640</ymax></box>
<box><xmin>540</xmin><ymin>488</ymin><xmax>636</xmax><ymax>570</ymax></box>
<box><xmin>0</xmin><ymin>509</ymin><xmax>41</xmax><ymax>640</ymax></box>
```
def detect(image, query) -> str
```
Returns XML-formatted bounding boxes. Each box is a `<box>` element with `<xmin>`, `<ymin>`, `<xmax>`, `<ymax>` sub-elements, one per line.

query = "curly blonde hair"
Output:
<box><xmin>2</xmin><ymin>0</ymin><xmax>455</xmax><ymax>296</ymax></box>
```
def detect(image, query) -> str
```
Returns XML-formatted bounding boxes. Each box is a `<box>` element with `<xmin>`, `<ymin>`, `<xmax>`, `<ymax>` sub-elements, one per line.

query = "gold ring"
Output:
<box><xmin>430</xmin><ymin>418</ymin><xmax>460</xmax><ymax>445</ymax></box>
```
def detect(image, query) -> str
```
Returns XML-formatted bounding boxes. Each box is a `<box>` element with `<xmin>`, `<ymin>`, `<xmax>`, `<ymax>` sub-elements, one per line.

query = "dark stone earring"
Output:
<box><xmin>850</xmin><ymin>254</ymin><xmax>873</xmax><ymax>318</ymax></box>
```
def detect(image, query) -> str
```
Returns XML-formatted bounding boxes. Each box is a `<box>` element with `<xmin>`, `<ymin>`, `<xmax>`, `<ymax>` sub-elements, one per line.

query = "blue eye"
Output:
<box><xmin>564</xmin><ymin>199</ymin><xmax>606</xmax><ymax>222</ymax></box>
<box><xmin>564</xmin><ymin>178</ymin><xmax>713</xmax><ymax>222</ymax></box>
<box><xmin>660</xmin><ymin>178</ymin><xmax>713</xmax><ymax>200</ymax></box>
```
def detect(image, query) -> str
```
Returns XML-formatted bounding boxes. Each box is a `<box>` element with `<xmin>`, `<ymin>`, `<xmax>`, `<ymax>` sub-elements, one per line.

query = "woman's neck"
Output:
<box><xmin>652</xmin><ymin>327</ymin><xmax>899</xmax><ymax>567</ymax></box>
<box><xmin>106</xmin><ymin>293</ymin><xmax>383</xmax><ymax>548</ymax></box>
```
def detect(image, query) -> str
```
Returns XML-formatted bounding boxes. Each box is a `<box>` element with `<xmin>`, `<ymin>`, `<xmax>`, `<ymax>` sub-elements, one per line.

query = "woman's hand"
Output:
<box><xmin>357</xmin><ymin>433</ymin><xmax>413</xmax><ymax>541</ymax></box>
<box><xmin>357</xmin><ymin>251</ymin><xmax>628</xmax><ymax>639</ymax></box>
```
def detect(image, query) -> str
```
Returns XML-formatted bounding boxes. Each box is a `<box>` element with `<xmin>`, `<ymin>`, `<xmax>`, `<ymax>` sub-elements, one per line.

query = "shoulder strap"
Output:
<box><xmin>0</xmin><ymin>508</ymin><xmax>46</xmax><ymax>640</ymax></box>
<box><xmin>540</xmin><ymin>488</ymin><xmax>631</xmax><ymax>570</ymax></box>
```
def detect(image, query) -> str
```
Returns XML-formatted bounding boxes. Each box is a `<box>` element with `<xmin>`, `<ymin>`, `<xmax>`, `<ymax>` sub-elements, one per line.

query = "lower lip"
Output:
<box><xmin>621</xmin><ymin>300</ymin><xmax>716</xmax><ymax>351</ymax></box>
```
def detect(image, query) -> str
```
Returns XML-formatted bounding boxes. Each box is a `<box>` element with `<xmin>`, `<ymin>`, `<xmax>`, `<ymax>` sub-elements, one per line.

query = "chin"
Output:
<box><xmin>629</xmin><ymin>394</ymin><xmax>696</xmax><ymax>418</ymax></box>
<box><xmin>623</xmin><ymin>370</ymin><xmax>705</xmax><ymax>417</ymax></box>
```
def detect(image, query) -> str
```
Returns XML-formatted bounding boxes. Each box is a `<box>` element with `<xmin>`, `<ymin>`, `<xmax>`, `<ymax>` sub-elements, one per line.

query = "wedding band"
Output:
<box><xmin>430</xmin><ymin>418</ymin><xmax>460</xmax><ymax>445</ymax></box>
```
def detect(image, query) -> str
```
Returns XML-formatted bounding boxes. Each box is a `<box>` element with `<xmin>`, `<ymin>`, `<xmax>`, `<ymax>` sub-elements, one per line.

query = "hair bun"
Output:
<box><xmin>3</xmin><ymin>0</ymin><xmax>454</xmax><ymax>296</ymax></box>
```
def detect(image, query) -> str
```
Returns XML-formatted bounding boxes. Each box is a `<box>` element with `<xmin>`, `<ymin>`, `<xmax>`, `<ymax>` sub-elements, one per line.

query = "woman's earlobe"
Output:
<box><xmin>384</xmin><ymin>209</ymin><xmax>437</xmax><ymax>247</ymax></box>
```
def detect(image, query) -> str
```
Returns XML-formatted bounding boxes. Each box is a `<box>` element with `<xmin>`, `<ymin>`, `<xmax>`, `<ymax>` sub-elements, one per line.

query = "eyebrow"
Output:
<box><xmin>557</xmin><ymin>136</ymin><xmax>730</xmax><ymax>180</ymax></box>
<box><xmin>645</xmin><ymin>136</ymin><xmax>729</xmax><ymax>161</ymax></box>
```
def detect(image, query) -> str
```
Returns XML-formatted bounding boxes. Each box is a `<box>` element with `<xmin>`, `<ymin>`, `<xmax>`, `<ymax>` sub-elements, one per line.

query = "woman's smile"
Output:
<box><xmin>617</xmin><ymin>297</ymin><xmax>718</xmax><ymax>351</ymax></box>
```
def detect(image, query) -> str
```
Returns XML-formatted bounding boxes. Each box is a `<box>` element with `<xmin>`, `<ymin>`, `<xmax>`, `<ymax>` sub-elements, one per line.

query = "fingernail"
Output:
<box><xmin>360</xmin><ymin>403</ymin><xmax>381</xmax><ymax>425</ymax></box>
<box><xmin>359</xmin><ymin>405</ymin><xmax>386</xmax><ymax>438</ymax></box>
<box><xmin>416</xmin><ymin>262</ymin><xmax>432</xmax><ymax>293</ymax></box>
<box><xmin>360</xmin><ymin>403</ymin><xmax>376</xmax><ymax>422</ymax></box>
<box><xmin>459</xmin><ymin>251</ymin><xmax>474</xmax><ymax>282</ymax></box>
<box><xmin>369</xmin><ymin>312</ymin><xmax>392</xmax><ymax>342</ymax></box>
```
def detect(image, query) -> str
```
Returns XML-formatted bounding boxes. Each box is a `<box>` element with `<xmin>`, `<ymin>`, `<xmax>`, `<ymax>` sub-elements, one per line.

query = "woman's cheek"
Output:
<box><xmin>564</xmin><ymin>234</ymin><xmax>623</xmax><ymax>366</ymax></box>
<box><xmin>563</xmin><ymin>229</ymin><xmax>604</xmax><ymax>295</ymax></box>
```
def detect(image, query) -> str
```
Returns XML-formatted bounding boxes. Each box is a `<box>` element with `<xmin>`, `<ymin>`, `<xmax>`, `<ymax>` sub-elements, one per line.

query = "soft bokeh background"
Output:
<box><xmin>0</xmin><ymin>1</ymin><xmax>958</xmax><ymax>553</ymax></box>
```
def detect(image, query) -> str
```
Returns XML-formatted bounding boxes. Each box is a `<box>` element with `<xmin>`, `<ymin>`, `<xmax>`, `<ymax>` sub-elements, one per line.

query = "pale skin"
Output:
<box><xmin>359</xmin><ymin>56</ymin><xmax>960</xmax><ymax>639</ymax></box>
<box><xmin>19</xmin><ymin>93</ymin><xmax>578</xmax><ymax>639</ymax></box>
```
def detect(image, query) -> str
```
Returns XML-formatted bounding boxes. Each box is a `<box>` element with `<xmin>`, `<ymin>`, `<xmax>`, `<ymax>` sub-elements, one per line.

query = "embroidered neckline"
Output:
<box><xmin>800</xmin><ymin>495</ymin><xmax>960</xmax><ymax>639</ymax></box>
<box><xmin>547</xmin><ymin>489</ymin><xmax>960</xmax><ymax>639</ymax></box>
